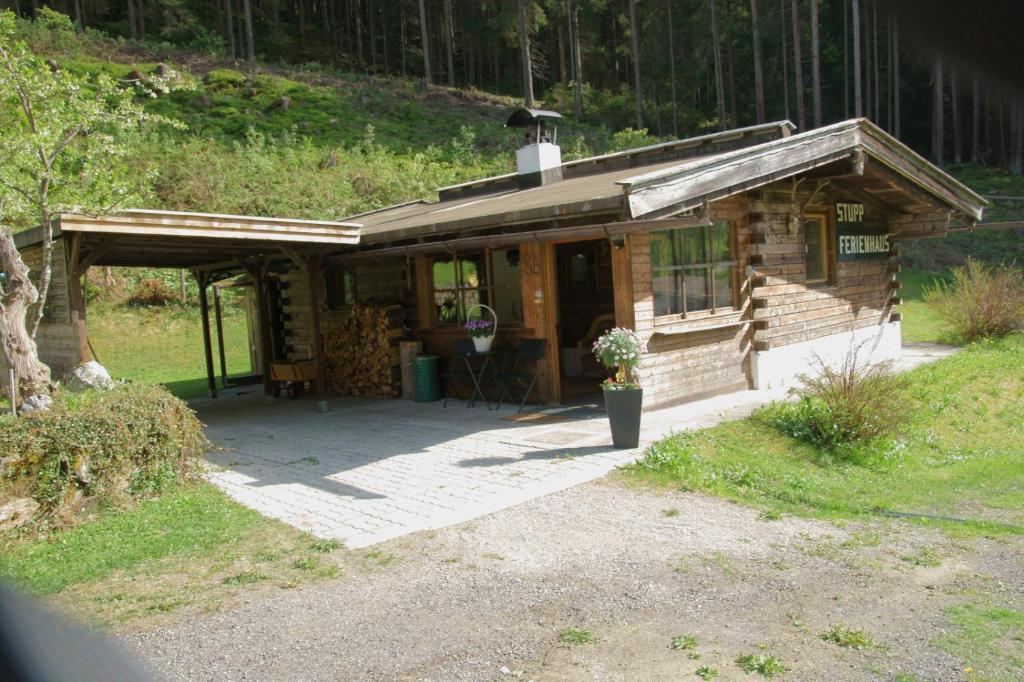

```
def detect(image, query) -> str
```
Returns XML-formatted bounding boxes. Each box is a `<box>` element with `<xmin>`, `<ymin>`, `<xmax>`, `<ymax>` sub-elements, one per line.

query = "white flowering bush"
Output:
<box><xmin>592</xmin><ymin>327</ymin><xmax>646</xmax><ymax>390</ymax></box>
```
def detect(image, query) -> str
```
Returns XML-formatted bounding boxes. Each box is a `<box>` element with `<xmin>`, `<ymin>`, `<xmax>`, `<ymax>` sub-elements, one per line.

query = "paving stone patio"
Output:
<box><xmin>196</xmin><ymin>341</ymin><xmax>956</xmax><ymax>548</ymax></box>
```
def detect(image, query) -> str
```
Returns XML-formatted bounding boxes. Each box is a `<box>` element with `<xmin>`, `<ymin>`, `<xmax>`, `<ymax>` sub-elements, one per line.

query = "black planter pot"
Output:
<box><xmin>603</xmin><ymin>387</ymin><xmax>643</xmax><ymax>449</ymax></box>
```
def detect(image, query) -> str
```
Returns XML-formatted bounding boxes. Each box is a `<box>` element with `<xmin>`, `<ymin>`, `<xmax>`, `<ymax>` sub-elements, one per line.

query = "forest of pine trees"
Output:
<box><xmin>5</xmin><ymin>0</ymin><xmax>1021</xmax><ymax>173</ymax></box>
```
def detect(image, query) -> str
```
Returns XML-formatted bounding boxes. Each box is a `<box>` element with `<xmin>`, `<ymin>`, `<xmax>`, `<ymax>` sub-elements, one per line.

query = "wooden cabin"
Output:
<box><xmin>17</xmin><ymin>117</ymin><xmax>986</xmax><ymax>411</ymax></box>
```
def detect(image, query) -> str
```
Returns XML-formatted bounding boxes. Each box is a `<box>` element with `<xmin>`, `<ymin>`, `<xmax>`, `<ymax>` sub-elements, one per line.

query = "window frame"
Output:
<box><xmin>651</xmin><ymin>220</ymin><xmax>740</xmax><ymax>324</ymax></box>
<box><xmin>430</xmin><ymin>248</ymin><xmax>524</xmax><ymax>327</ymax></box>
<box><xmin>802</xmin><ymin>210</ymin><xmax>836</xmax><ymax>286</ymax></box>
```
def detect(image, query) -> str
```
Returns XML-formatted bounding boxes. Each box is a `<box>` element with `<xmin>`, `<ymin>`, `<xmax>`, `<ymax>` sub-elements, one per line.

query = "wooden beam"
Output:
<box><xmin>611</xmin><ymin>235</ymin><xmax>635</xmax><ymax>330</ymax></box>
<box><xmin>306</xmin><ymin>255</ymin><xmax>329</xmax><ymax>411</ymax></box>
<box><xmin>195</xmin><ymin>271</ymin><xmax>218</xmax><ymax>399</ymax></box>
<box><xmin>214</xmin><ymin>286</ymin><xmax>229</xmax><ymax>387</ymax></box>
<box><xmin>279</xmin><ymin>245</ymin><xmax>309</xmax><ymax>272</ymax></box>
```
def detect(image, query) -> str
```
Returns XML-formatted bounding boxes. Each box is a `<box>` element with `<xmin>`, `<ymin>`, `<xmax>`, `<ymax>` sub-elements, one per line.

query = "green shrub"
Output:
<box><xmin>0</xmin><ymin>384</ymin><xmax>207</xmax><ymax>515</ymax></box>
<box><xmin>757</xmin><ymin>347</ymin><xmax>909</xmax><ymax>452</ymax></box>
<box><xmin>924</xmin><ymin>259</ymin><xmax>1024</xmax><ymax>343</ymax></box>
<box><xmin>204</xmin><ymin>68</ymin><xmax>248</xmax><ymax>91</ymax></box>
<box><xmin>126</xmin><ymin>277</ymin><xmax>179</xmax><ymax>306</ymax></box>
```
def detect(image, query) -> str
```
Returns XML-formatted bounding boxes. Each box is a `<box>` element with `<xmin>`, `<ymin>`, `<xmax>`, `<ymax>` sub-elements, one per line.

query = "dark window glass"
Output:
<box><xmin>804</xmin><ymin>216</ymin><xmax>831</xmax><ymax>283</ymax></box>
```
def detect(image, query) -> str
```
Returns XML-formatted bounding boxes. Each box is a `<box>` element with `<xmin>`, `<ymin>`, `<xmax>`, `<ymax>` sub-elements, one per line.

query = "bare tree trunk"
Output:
<box><xmin>354</xmin><ymin>0</ymin><xmax>364</xmax><ymax>68</ymax></box>
<box><xmin>570</xmin><ymin>0</ymin><xmax>583</xmax><ymax>120</ymax></box>
<box><xmin>628</xmin><ymin>0</ymin><xmax>643</xmax><ymax>129</ymax></box>
<box><xmin>667</xmin><ymin>0</ymin><xmax>679</xmax><ymax>136</ymax></box>
<box><xmin>725</xmin><ymin>2</ymin><xmax>737</xmax><ymax>128</ymax></box>
<box><xmin>843</xmin><ymin>0</ymin><xmax>848</xmax><ymax>118</ymax></box>
<box><xmin>892</xmin><ymin>13</ymin><xmax>899</xmax><ymax>137</ymax></box>
<box><xmin>557</xmin><ymin>19</ymin><xmax>568</xmax><ymax>86</ymax></box>
<box><xmin>852</xmin><ymin>0</ymin><xmax>862</xmax><ymax>117</ymax></box>
<box><xmin>127</xmin><ymin>0</ymin><xmax>137</xmax><ymax>40</ymax></box>
<box><xmin>241</xmin><ymin>0</ymin><xmax>255</xmax><ymax>61</ymax></box>
<box><xmin>418</xmin><ymin>0</ymin><xmax>431</xmax><ymax>84</ymax></box>
<box><xmin>400</xmin><ymin>0</ymin><xmax>407</xmax><ymax>76</ymax></box>
<box><xmin>864</xmin><ymin>0</ymin><xmax>871</xmax><ymax>120</ymax></box>
<box><xmin>872</xmin><ymin>0</ymin><xmax>879</xmax><ymax>122</ymax></box>
<box><xmin>932</xmin><ymin>54</ymin><xmax>943</xmax><ymax>165</ymax></box>
<box><xmin>887</xmin><ymin>11</ymin><xmax>893</xmax><ymax>131</ymax></box>
<box><xmin>517</xmin><ymin>0</ymin><xmax>535</xmax><ymax>108</ymax></box>
<box><xmin>223</xmin><ymin>0</ymin><xmax>235</xmax><ymax>58</ymax></box>
<box><xmin>781</xmin><ymin>0</ymin><xmax>790</xmax><ymax>121</ymax></box>
<box><xmin>790</xmin><ymin>0</ymin><xmax>805</xmax><ymax>130</ymax></box>
<box><xmin>1012</xmin><ymin>96</ymin><xmax>1023</xmax><ymax>175</ymax></box>
<box><xmin>443</xmin><ymin>0</ymin><xmax>455</xmax><ymax>86</ymax></box>
<box><xmin>750</xmin><ymin>0</ymin><xmax>765</xmax><ymax>123</ymax></box>
<box><xmin>952</xmin><ymin>68</ymin><xmax>962</xmax><ymax>164</ymax></box>
<box><xmin>972</xmin><ymin>73</ymin><xmax>981</xmax><ymax>163</ymax></box>
<box><xmin>810</xmin><ymin>0</ymin><xmax>821</xmax><ymax>127</ymax></box>
<box><xmin>710</xmin><ymin>0</ymin><xmax>727</xmax><ymax>130</ymax></box>
<box><xmin>0</xmin><ymin>227</ymin><xmax>52</xmax><ymax>400</ymax></box>
<box><xmin>137</xmin><ymin>0</ymin><xmax>145</xmax><ymax>40</ymax></box>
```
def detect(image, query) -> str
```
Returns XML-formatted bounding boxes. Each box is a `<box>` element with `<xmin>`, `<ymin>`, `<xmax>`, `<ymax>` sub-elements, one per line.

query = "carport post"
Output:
<box><xmin>213</xmin><ymin>285</ymin><xmax>229</xmax><ymax>387</ymax></box>
<box><xmin>307</xmin><ymin>255</ymin><xmax>329</xmax><ymax>413</ymax></box>
<box><xmin>194</xmin><ymin>271</ymin><xmax>218</xmax><ymax>399</ymax></box>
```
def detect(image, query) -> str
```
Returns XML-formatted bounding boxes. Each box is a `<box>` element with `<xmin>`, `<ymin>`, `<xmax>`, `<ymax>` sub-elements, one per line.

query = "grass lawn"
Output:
<box><xmin>898</xmin><ymin>268</ymin><xmax>952</xmax><ymax>343</ymax></box>
<box><xmin>87</xmin><ymin>302</ymin><xmax>252</xmax><ymax>400</ymax></box>
<box><xmin>0</xmin><ymin>482</ymin><xmax>342</xmax><ymax>630</ymax></box>
<box><xmin>622</xmin><ymin>334</ymin><xmax>1024</xmax><ymax>535</ymax></box>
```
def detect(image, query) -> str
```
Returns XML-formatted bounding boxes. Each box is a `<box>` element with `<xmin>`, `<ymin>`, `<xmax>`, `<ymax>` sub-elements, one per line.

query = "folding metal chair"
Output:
<box><xmin>494</xmin><ymin>339</ymin><xmax>546</xmax><ymax>413</ymax></box>
<box><xmin>442</xmin><ymin>339</ymin><xmax>476</xmax><ymax>407</ymax></box>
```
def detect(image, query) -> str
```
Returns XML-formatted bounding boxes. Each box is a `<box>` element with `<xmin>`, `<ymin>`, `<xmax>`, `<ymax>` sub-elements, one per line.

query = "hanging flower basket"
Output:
<box><xmin>465</xmin><ymin>304</ymin><xmax>497</xmax><ymax>352</ymax></box>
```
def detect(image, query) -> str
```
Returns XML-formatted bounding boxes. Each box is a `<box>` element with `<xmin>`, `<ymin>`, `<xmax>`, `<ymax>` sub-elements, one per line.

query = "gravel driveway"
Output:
<box><xmin>125</xmin><ymin>478</ymin><xmax>1022</xmax><ymax>681</ymax></box>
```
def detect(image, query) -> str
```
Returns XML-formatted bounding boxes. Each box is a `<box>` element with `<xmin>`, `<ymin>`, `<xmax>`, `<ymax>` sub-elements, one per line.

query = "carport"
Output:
<box><xmin>14</xmin><ymin>209</ymin><xmax>360</xmax><ymax>404</ymax></box>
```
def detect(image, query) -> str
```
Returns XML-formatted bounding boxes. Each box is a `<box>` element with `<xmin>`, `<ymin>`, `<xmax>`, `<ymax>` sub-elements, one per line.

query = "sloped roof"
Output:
<box><xmin>347</xmin><ymin>118</ymin><xmax>986</xmax><ymax>249</ymax></box>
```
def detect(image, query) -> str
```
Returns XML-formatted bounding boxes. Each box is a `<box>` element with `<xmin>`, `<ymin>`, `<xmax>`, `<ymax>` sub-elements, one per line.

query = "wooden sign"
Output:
<box><xmin>835</xmin><ymin>202</ymin><xmax>889</xmax><ymax>261</ymax></box>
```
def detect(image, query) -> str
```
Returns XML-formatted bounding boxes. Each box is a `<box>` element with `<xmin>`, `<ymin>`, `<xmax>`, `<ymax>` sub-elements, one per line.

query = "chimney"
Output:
<box><xmin>505</xmin><ymin>108</ymin><xmax>564</xmax><ymax>189</ymax></box>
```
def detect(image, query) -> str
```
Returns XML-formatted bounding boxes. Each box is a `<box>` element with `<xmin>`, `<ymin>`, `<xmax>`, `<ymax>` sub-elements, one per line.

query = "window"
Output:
<box><xmin>803</xmin><ymin>213</ymin><xmax>833</xmax><ymax>284</ymax></box>
<box><xmin>431</xmin><ymin>249</ymin><xmax>523</xmax><ymax>324</ymax></box>
<box><xmin>324</xmin><ymin>264</ymin><xmax>356</xmax><ymax>310</ymax></box>
<box><xmin>651</xmin><ymin>220</ymin><xmax>737</xmax><ymax>318</ymax></box>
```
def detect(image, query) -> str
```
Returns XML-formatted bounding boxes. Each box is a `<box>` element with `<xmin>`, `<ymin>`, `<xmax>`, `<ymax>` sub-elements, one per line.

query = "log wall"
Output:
<box><xmin>632</xmin><ymin>195</ymin><xmax>754</xmax><ymax>408</ymax></box>
<box><xmin>20</xmin><ymin>239</ymin><xmax>85</xmax><ymax>378</ymax></box>
<box><xmin>747</xmin><ymin>184</ymin><xmax>898</xmax><ymax>351</ymax></box>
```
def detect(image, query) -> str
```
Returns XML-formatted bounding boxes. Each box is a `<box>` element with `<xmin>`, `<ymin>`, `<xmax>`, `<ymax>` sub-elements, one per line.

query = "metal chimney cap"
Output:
<box><xmin>505</xmin><ymin>108</ymin><xmax>564</xmax><ymax>128</ymax></box>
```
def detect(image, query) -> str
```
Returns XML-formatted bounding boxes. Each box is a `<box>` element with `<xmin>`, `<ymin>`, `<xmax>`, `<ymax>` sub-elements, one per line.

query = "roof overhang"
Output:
<box><xmin>14</xmin><ymin>209</ymin><xmax>362</xmax><ymax>270</ymax></box>
<box><xmin>620</xmin><ymin>118</ymin><xmax>987</xmax><ymax>224</ymax></box>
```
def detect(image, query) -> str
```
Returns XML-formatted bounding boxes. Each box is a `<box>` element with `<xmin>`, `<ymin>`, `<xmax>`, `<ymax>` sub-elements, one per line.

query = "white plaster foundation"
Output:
<box><xmin>751</xmin><ymin>321</ymin><xmax>903</xmax><ymax>390</ymax></box>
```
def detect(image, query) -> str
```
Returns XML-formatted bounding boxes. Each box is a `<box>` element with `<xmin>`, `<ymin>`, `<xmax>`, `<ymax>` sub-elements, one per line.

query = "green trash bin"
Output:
<box><xmin>412</xmin><ymin>355</ymin><xmax>441</xmax><ymax>402</ymax></box>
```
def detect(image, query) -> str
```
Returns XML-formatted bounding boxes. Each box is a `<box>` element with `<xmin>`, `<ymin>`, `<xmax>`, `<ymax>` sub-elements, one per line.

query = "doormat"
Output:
<box><xmin>502</xmin><ymin>406</ymin><xmax>605</xmax><ymax>423</ymax></box>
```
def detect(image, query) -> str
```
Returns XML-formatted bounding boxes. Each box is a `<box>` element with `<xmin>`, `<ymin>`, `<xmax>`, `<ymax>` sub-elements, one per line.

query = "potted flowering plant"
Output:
<box><xmin>592</xmin><ymin>327</ymin><xmax>646</xmax><ymax>448</ymax></box>
<box><xmin>464</xmin><ymin>318</ymin><xmax>496</xmax><ymax>352</ymax></box>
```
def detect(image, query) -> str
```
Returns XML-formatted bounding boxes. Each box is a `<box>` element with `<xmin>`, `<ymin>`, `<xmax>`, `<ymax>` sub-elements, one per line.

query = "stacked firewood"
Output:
<box><xmin>321</xmin><ymin>304</ymin><xmax>403</xmax><ymax>398</ymax></box>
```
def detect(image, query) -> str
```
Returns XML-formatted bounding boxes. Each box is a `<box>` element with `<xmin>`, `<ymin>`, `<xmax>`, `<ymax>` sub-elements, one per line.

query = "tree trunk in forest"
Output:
<box><xmin>781</xmin><ymin>0</ymin><xmax>790</xmax><ymax>120</ymax></box>
<box><xmin>864</xmin><ymin>0</ymin><xmax>871</xmax><ymax>120</ymax></box>
<box><xmin>418</xmin><ymin>0</ymin><xmax>431</xmax><ymax>84</ymax></box>
<box><xmin>872</xmin><ymin>0</ymin><xmax>879</xmax><ymax>122</ymax></box>
<box><xmin>223</xmin><ymin>0</ymin><xmax>235</xmax><ymax>58</ymax></box>
<box><xmin>842</xmin><ymin>0</ymin><xmax>848</xmax><ymax>118</ymax></box>
<box><xmin>443</xmin><ymin>0</ymin><xmax>455</xmax><ymax>86</ymax></box>
<box><xmin>790</xmin><ymin>0</ymin><xmax>805</xmax><ymax>130</ymax></box>
<box><xmin>892</xmin><ymin>13</ymin><xmax>899</xmax><ymax>137</ymax></box>
<box><xmin>810</xmin><ymin>0</ymin><xmax>821</xmax><ymax>127</ymax></box>
<box><xmin>354</xmin><ymin>0</ymin><xmax>364</xmax><ymax>68</ymax></box>
<box><xmin>667</xmin><ymin>0</ymin><xmax>679</xmax><ymax>136</ymax></box>
<box><xmin>710</xmin><ymin>0</ymin><xmax>727</xmax><ymax>130</ymax></box>
<box><xmin>127</xmin><ymin>0</ymin><xmax>137</xmax><ymax>40</ymax></box>
<box><xmin>628</xmin><ymin>0</ymin><xmax>643</xmax><ymax>129</ymax></box>
<box><xmin>241</xmin><ymin>0</ymin><xmax>255</xmax><ymax>61</ymax></box>
<box><xmin>137</xmin><ymin>0</ymin><xmax>145</xmax><ymax>40</ymax></box>
<box><xmin>0</xmin><ymin>227</ymin><xmax>53</xmax><ymax>401</ymax></box>
<box><xmin>750</xmin><ymin>0</ymin><xmax>765</xmax><ymax>123</ymax></box>
<box><xmin>951</xmin><ymin>68</ymin><xmax>962</xmax><ymax>164</ymax></box>
<box><xmin>932</xmin><ymin>54</ymin><xmax>943</xmax><ymax>165</ymax></box>
<box><xmin>972</xmin><ymin>74</ymin><xmax>981</xmax><ymax>163</ymax></box>
<box><xmin>1012</xmin><ymin>97</ymin><xmax>1023</xmax><ymax>175</ymax></box>
<box><xmin>517</xmin><ymin>0</ymin><xmax>535</xmax><ymax>108</ymax></box>
<box><xmin>725</xmin><ymin>4</ymin><xmax>737</xmax><ymax>128</ymax></box>
<box><xmin>400</xmin><ymin>0</ymin><xmax>407</xmax><ymax>76</ymax></box>
<box><xmin>570</xmin><ymin>0</ymin><xmax>583</xmax><ymax>120</ymax></box>
<box><xmin>852</xmin><ymin>0</ymin><xmax>861</xmax><ymax>117</ymax></box>
<box><xmin>557</xmin><ymin>20</ymin><xmax>567</xmax><ymax>86</ymax></box>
